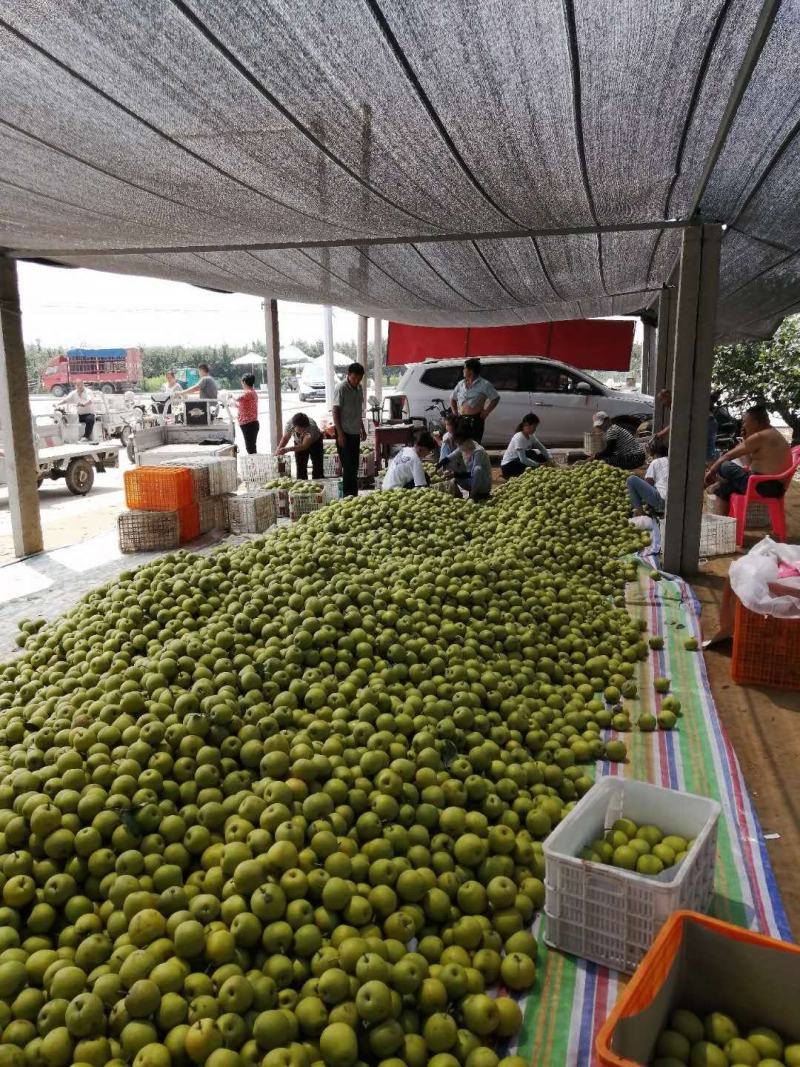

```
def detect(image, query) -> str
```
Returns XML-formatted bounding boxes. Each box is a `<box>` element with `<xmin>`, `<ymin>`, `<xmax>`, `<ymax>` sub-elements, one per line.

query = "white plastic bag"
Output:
<box><xmin>729</xmin><ymin>537</ymin><xmax>800</xmax><ymax>618</ymax></box>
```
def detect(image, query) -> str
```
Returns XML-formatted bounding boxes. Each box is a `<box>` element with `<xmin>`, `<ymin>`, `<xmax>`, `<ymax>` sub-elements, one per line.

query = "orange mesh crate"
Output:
<box><xmin>124</xmin><ymin>466</ymin><xmax>195</xmax><ymax>511</ymax></box>
<box><xmin>596</xmin><ymin>912</ymin><xmax>800</xmax><ymax>1066</ymax></box>
<box><xmin>732</xmin><ymin>598</ymin><xmax>800</xmax><ymax>690</ymax></box>
<box><xmin>177</xmin><ymin>504</ymin><xmax>200</xmax><ymax>544</ymax></box>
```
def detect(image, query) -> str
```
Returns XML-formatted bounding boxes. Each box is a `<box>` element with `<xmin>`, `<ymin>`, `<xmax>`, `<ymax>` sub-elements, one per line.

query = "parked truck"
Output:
<box><xmin>40</xmin><ymin>348</ymin><xmax>143</xmax><ymax>396</ymax></box>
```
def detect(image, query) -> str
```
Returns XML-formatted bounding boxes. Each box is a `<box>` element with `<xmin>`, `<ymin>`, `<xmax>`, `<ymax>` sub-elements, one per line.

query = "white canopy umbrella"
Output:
<box><xmin>231</xmin><ymin>351</ymin><xmax>265</xmax><ymax>387</ymax></box>
<box><xmin>279</xmin><ymin>344</ymin><xmax>311</xmax><ymax>366</ymax></box>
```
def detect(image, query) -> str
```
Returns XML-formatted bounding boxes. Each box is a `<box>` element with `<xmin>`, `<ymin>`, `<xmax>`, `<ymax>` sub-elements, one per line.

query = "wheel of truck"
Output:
<box><xmin>126</xmin><ymin>440</ymin><xmax>136</xmax><ymax>464</ymax></box>
<box><xmin>50</xmin><ymin>384</ymin><xmax>66</xmax><ymax>398</ymax></box>
<box><xmin>100</xmin><ymin>383</ymin><xmax>115</xmax><ymax>394</ymax></box>
<box><xmin>65</xmin><ymin>458</ymin><xmax>94</xmax><ymax>495</ymax></box>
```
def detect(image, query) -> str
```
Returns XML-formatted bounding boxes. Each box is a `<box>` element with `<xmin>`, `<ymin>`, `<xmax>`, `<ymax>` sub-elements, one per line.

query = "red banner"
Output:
<box><xmin>386</xmin><ymin>319</ymin><xmax>635</xmax><ymax>370</ymax></box>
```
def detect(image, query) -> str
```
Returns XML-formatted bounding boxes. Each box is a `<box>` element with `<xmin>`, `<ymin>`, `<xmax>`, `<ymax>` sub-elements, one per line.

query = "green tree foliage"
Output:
<box><xmin>713</xmin><ymin>316</ymin><xmax>800</xmax><ymax>443</ymax></box>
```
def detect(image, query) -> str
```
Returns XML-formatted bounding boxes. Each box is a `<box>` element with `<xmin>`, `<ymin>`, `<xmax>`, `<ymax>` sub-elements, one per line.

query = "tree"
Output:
<box><xmin>713</xmin><ymin>315</ymin><xmax>800</xmax><ymax>443</ymax></box>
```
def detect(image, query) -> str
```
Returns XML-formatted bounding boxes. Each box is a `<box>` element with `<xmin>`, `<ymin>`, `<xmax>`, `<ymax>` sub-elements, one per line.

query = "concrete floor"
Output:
<box><xmin>695</xmin><ymin>553</ymin><xmax>800</xmax><ymax>937</ymax></box>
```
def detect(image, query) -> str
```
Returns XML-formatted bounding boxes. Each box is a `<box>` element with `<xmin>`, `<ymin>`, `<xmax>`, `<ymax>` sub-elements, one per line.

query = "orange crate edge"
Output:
<box><xmin>596</xmin><ymin>911</ymin><xmax>800</xmax><ymax>1067</ymax></box>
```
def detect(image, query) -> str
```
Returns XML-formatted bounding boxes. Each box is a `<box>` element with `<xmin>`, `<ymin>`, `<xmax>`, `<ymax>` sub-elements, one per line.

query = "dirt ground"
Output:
<box><xmin>694</xmin><ymin>553</ymin><xmax>800</xmax><ymax>937</ymax></box>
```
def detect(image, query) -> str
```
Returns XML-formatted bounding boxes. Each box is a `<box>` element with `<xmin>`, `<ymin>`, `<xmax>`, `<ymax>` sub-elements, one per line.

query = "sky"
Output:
<box><xmin>17</xmin><ymin>262</ymin><xmax>363</xmax><ymax>349</ymax></box>
<box><xmin>17</xmin><ymin>260</ymin><xmax>642</xmax><ymax>353</ymax></box>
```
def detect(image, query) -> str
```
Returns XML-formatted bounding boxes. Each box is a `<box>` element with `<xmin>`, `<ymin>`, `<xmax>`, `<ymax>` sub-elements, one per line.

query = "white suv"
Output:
<box><xmin>397</xmin><ymin>357</ymin><xmax>653</xmax><ymax>448</ymax></box>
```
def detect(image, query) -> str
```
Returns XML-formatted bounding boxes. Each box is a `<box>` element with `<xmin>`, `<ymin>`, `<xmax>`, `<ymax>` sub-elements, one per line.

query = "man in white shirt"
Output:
<box><xmin>626</xmin><ymin>438</ymin><xmax>669</xmax><ymax>514</ymax></box>
<box><xmin>383</xmin><ymin>432</ymin><xmax>436</xmax><ymax>489</ymax></box>
<box><xmin>449</xmin><ymin>359</ymin><xmax>500</xmax><ymax>443</ymax></box>
<box><xmin>59</xmin><ymin>379</ymin><xmax>95</xmax><ymax>440</ymax></box>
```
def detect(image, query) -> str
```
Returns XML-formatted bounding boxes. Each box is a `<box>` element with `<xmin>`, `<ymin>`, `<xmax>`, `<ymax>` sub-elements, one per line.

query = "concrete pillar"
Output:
<box><xmin>652</xmin><ymin>286</ymin><xmax>675</xmax><ymax>433</ymax></box>
<box><xmin>357</xmin><ymin>315</ymin><xmax>369</xmax><ymax>415</ymax></box>
<box><xmin>0</xmin><ymin>257</ymin><xmax>43</xmax><ymax>558</ymax></box>
<box><xmin>263</xmin><ymin>298</ymin><xmax>282</xmax><ymax>452</ymax></box>
<box><xmin>372</xmin><ymin>318</ymin><xmax>383</xmax><ymax>411</ymax></box>
<box><xmin>641</xmin><ymin>320</ymin><xmax>656</xmax><ymax>394</ymax></box>
<box><xmin>662</xmin><ymin>224</ymin><xmax>722</xmax><ymax>576</ymax></box>
<box><xmin>322</xmin><ymin>306</ymin><xmax>335</xmax><ymax>411</ymax></box>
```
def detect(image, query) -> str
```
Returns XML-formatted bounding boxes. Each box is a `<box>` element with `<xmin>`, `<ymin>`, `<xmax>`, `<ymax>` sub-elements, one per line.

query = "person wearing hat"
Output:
<box><xmin>591</xmin><ymin>411</ymin><xmax>645</xmax><ymax>470</ymax></box>
<box><xmin>449</xmin><ymin>358</ymin><xmax>500</xmax><ymax>443</ymax></box>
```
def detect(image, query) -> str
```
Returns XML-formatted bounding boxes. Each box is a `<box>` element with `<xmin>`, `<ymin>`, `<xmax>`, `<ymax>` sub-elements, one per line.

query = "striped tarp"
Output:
<box><xmin>509</xmin><ymin>560</ymin><xmax>790</xmax><ymax>1065</ymax></box>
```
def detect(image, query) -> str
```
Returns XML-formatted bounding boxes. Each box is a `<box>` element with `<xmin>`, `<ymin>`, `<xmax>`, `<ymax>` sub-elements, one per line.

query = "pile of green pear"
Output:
<box><xmin>0</xmin><ymin>464</ymin><xmax>650</xmax><ymax>1067</ymax></box>
<box><xmin>653</xmin><ymin>1007</ymin><xmax>799</xmax><ymax>1066</ymax></box>
<box><xmin>580</xmin><ymin>818</ymin><xmax>694</xmax><ymax>877</ymax></box>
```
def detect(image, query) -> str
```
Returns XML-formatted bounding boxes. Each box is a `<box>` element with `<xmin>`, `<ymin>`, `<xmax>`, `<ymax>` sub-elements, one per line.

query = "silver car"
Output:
<box><xmin>397</xmin><ymin>357</ymin><xmax>653</xmax><ymax>448</ymax></box>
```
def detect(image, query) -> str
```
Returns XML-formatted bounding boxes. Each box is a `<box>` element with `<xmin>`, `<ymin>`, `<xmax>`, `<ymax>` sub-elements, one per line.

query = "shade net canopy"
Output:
<box><xmin>2</xmin><ymin>0</ymin><xmax>800</xmax><ymax>340</ymax></box>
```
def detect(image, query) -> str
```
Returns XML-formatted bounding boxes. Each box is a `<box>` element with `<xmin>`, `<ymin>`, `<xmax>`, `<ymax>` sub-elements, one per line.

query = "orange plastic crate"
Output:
<box><xmin>177</xmin><ymin>504</ymin><xmax>200</xmax><ymax>544</ymax></box>
<box><xmin>732</xmin><ymin>598</ymin><xmax>800</xmax><ymax>690</ymax></box>
<box><xmin>124</xmin><ymin>466</ymin><xmax>195</xmax><ymax>511</ymax></box>
<box><xmin>596</xmin><ymin>912</ymin><xmax>800</xmax><ymax>1066</ymax></box>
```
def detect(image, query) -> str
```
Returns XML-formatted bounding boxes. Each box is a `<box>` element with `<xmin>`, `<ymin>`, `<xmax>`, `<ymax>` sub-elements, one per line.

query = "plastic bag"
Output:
<box><xmin>729</xmin><ymin>537</ymin><xmax>800</xmax><ymax>618</ymax></box>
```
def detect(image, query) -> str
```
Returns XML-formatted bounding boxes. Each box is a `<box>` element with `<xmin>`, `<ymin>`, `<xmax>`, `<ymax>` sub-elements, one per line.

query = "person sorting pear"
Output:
<box><xmin>383</xmin><ymin>431</ymin><xmax>436</xmax><ymax>489</ymax></box>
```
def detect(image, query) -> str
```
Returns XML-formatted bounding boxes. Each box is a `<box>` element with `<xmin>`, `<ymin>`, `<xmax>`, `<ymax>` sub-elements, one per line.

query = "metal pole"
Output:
<box><xmin>357</xmin><ymin>315</ymin><xmax>369</xmax><ymax>416</ymax></box>
<box><xmin>0</xmin><ymin>257</ymin><xmax>43</xmax><ymax>557</ymax></box>
<box><xmin>640</xmin><ymin>320</ymin><xmax>656</xmax><ymax>394</ymax></box>
<box><xmin>662</xmin><ymin>224</ymin><xmax>722</xmax><ymax>575</ymax></box>
<box><xmin>323</xmin><ymin>306</ymin><xmax>335</xmax><ymax>411</ymax></box>
<box><xmin>262</xmin><ymin>298</ymin><xmax>282</xmax><ymax>452</ymax></box>
<box><xmin>652</xmin><ymin>286</ymin><xmax>675</xmax><ymax>433</ymax></box>
<box><xmin>372</xmin><ymin>318</ymin><xmax>383</xmax><ymax>412</ymax></box>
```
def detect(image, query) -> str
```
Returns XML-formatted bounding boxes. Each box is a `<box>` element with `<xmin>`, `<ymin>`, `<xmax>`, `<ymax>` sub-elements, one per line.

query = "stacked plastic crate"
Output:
<box><xmin>118</xmin><ymin>467</ymin><xmax>200</xmax><ymax>552</ymax></box>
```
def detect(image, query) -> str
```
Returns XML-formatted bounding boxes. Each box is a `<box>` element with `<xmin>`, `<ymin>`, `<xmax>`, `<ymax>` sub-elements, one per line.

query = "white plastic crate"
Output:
<box><xmin>320</xmin><ymin>478</ymin><xmax>341</xmax><ymax>502</ymax></box>
<box><xmin>663</xmin><ymin>514</ymin><xmax>737</xmax><ymax>557</ymax></box>
<box><xmin>584</xmin><ymin>429</ymin><xmax>605</xmax><ymax>455</ymax></box>
<box><xmin>226</xmin><ymin>491</ymin><xmax>278</xmax><ymax>534</ymax></box>
<box><xmin>205</xmin><ymin>457</ymin><xmax>238</xmax><ymax>496</ymax></box>
<box><xmin>239</xmin><ymin>453</ymin><xmax>286</xmax><ymax>488</ymax></box>
<box><xmin>157</xmin><ymin>458</ymin><xmax>210</xmax><ymax>500</ymax></box>
<box><xmin>118</xmin><ymin>510</ymin><xmax>180</xmax><ymax>553</ymax></box>
<box><xmin>322</xmin><ymin>452</ymin><xmax>342</xmax><ymax>478</ymax></box>
<box><xmin>288</xmin><ymin>487</ymin><xmax>326</xmax><ymax>521</ymax></box>
<box><xmin>543</xmin><ymin>777</ymin><xmax>720</xmax><ymax>973</ymax></box>
<box><xmin>198</xmin><ymin>496</ymin><xmax>228</xmax><ymax>533</ymax></box>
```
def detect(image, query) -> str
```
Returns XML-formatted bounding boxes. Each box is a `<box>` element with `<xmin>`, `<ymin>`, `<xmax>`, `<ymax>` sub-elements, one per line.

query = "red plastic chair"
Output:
<box><xmin>728</xmin><ymin>444</ymin><xmax>800</xmax><ymax>547</ymax></box>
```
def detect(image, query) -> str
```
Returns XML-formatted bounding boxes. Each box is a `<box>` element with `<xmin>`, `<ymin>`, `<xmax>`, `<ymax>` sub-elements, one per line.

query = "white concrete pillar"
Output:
<box><xmin>357</xmin><ymin>315</ymin><xmax>369</xmax><ymax>415</ymax></box>
<box><xmin>323</xmin><ymin>306</ymin><xmax>335</xmax><ymax>411</ymax></box>
<box><xmin>0</xmin><ymin>257</ymin><xmax>43</xmax><ymax>557</ymax></box>
<box><xmin>641</xmin><ymin>320</ymin><xmax>656</xmax><ymax>394</ymax></box>
<box><xmin>662</xmin><ymin>224</ymin><xmax>722</xmax><ymax>576</ymax></box>
<box><xmin>372</xmin><ymin>318</ymin><xmax>383</xmax><ymax>411</ymax></box>
<box><xmin>263</xmin><ymin>298</ymin><xmax>282</xmax><ymax>452</ymax></box>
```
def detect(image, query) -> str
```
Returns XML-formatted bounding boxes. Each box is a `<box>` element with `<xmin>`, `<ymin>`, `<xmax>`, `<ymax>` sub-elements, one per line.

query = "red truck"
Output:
<box><xmin>40</xmin><ymin>347</ymin><xmax>143</xmax><ymax>396</ymax></box>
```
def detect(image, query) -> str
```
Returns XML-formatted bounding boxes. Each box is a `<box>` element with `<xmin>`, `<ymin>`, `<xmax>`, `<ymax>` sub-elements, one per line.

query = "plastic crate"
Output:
<box><xmin>178</xmin><ymin>504</ymin><xmax>200</xmax><ymax>544</ymax></box>
<box><xmin>731</xmin><ymin>598</ymin><xmax>800</xmax><ymax>690</ymax></box>
<box><xmin>358</xmin><ymin>451</ymin><xmax>376</xmax><ymax>477</ymax></box>
<box><xmin>204</xmin><ymin>457</ymin><xmax>238</xmax><ymax>496</ymax></box>
<box><xmin>322</xmin><ymin>452</ymin><xmax>342</xmax><ymax>478</ymax></box>
<box><xmin>124</xmin><ymin>466</ymin><xmax>194</xmax><ymax>511</ymax></box>
<box><xmin>198</xmin><ymin>496</ymin><xmax>228</xmax><ymax>533</ymax></box>
<box><xmin>156</xmin><ymin>457</ymin><xmax>210</xmax><ymax>500</ymax></box>
<box><xmin>227</xmin><ymin>491</ymin><xmax>278</xmax><ymax>534</ymax></box>
<box><xmin>239</xmin><ymin>454</ymin><xmax>286</xmax><ymax>488</ymax></box>
<box><xmin>596</xmin><ymin>912</ymin><xmax>800</xmax><ymax>1066</ymax></box>
<box><xmin>660</xmin><ymin>514</ymin><xmax>737</xmax><ymax>558</ymax></box>
<box><xmin>584</xmin><ymin>429</ymin><xmax>605</xmax><ymax>455</ymax></box>
<box><xmin>289</xmin><ymin>487</ymin><xmax>326</xmax><ymax>521</ymax></box>
<box><xmin>320</xmin><ymin>478</ymin><xmax>341</xmax><ymax>502</ymax></box>
<box><xmin>543</xmin><ymin>777</ymin><xmax>720</xmax><ymax>973</ymax></box>
<box><xmin>118</xmin><ymin>510</ymin><xmax>180</xmax><ymax>553</ymax></box>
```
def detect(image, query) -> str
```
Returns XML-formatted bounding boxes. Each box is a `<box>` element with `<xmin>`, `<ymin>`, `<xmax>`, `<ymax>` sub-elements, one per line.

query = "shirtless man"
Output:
<box><xmin>704</xmin><ymin>405</ymin><xmax>792</xmax><ymax>504</ymax></box>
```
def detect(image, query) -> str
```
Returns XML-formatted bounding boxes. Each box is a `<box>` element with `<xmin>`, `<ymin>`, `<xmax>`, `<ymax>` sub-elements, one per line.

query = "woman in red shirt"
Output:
<box><xmin>237</xmin><ymin>374</ymin><xmax>259</xmax><ymax>454</ymax></box>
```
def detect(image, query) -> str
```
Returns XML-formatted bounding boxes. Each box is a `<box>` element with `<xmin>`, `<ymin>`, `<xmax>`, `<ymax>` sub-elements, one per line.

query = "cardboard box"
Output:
<box><xmin>596</xmin><ymin>912</ymin><xmax>800</xmax><ymax>1066</ymax></box>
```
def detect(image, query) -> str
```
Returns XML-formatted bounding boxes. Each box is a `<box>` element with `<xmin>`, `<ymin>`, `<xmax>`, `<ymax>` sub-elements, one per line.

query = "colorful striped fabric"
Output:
<box><xmin>507</xmin><ymin>560</ymin><xmax>790</xmax><ymax>1066</ymax></box>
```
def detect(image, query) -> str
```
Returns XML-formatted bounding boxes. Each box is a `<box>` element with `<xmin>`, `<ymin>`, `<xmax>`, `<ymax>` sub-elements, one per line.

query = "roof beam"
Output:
<box><xmin>6</xmin><ymin>217</ymin><xmax>691</xmax><ymax>261</ymax></box>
